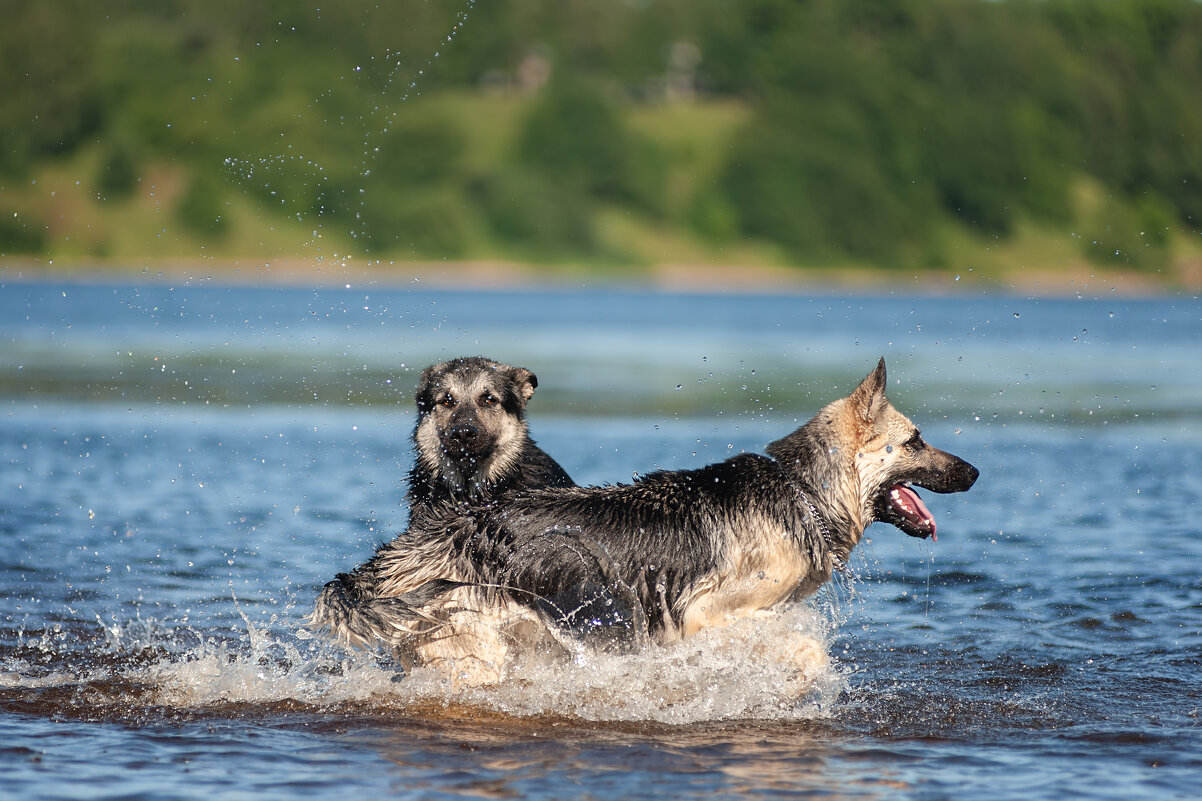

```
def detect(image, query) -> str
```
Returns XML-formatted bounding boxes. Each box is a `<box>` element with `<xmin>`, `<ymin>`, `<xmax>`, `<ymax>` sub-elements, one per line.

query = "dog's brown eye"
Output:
<box><xmin>439</xmin><ymin>393</ymin><xmax>455</xmax><ymax>408</ymax></box>
<box><xmin>480</xmin><ymin>393</ymin><xmax>497</xmax><ymax>407</ymax></box>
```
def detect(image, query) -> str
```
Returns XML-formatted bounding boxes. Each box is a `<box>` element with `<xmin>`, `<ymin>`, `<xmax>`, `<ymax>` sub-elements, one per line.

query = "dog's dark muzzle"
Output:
<box><xmin>441</xmin><ymin>419</ymin><xmax>493</xmax><ymax>458</ymax></box>
<box><xmin>878</xmin><ymin>448</ymin><xmax>979</xmax><ymax>540</ymax></box>
<box><xmin>914</xmin><ymin>450</ymin><xmax>979</xmax><ymax>494</ymax></box>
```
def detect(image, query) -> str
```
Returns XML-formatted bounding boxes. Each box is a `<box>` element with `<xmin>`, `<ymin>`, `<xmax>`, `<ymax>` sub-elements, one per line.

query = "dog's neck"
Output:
<box><xmin>409</xmin><ymin>423</ymin><xmax>529</xmax><ymax>506</ymax></box>
<box><xmin>778</xmin><ymin>474</ymin><xmax>839</xmax><ymax>557</ymax></box>
<box><xmin>408</xmin><ymin>451</ymin><xmax>500</xmax><ymax>505</ymax></box>
<box><xmin>439</xmin><ymin>451</ymin><xmax>499</xmax><ymax>500</ymax></box>
<box><xmin>766</xmin><ymin>425</ymin><xmax>868</xmax><ymax>561</ymax></box>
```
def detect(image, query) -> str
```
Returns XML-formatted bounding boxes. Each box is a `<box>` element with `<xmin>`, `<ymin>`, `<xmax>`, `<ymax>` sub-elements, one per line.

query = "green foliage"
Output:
<box><xmin>1047</xmin><ymin>0</ymin><xmax>1202</xmax><ymax>227</ymax></box>
<box><xmin>718</xmin><ymin>21</ymin><xmax>938</xmax><ymax>262</ymax></box>
<box><xmin>3</xmin><ymin>0</ymin><xmax>1202</xmax><ymax>272</ymax></box>
<box><xmin>343</xmin><ymin>110</ymin><xmax>473</xmax><ymax>254</ymax></box>
<box><xmin>0</xmin><ymin>3</ymin><xmax>101</xmax><ymax>176</ymax></box>
<box><xmin>371</xmin><ymin>112</ymin><xmax>468</xmax><ymax>187</ymax></box>
<box><xmin>178</xmin><ymin>173</ymin><xmax>232</xmax><ymax>236</ymax></box>
<box><xmin>516</xmin><ymin>78</ymin><xmax>665</xmax><ymax>215</ymax></box>
<box><xmin>475</xmin><ymin>167</ymin><xmax>595</xmax><ymax>257</ymax></box>
<box><xmin>1082</xmin><ymin>193</ymin><xmax>1174</xmax><ymax>271</ymax></box>
<box><xmin>0</xmin><ymin>212</ymin><xmax>45</xmax><ymax>254</ymax></box>
<box><xmin>96</xmin><ymin>135</ymin><xmax>140</xmax><ymax>200</ymax></box>
<box><xmin>352</xmin><ymin>187</ymin><xmax>471</xmax><ymax>257</ymax></box>
<box><xmin>686</xmin><ymin>188</ymin><xmax>739</xmax><ymax>243</ymax></box>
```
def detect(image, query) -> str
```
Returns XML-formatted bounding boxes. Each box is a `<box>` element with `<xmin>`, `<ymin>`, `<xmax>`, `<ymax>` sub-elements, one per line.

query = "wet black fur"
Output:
<box><xmin>410</xmin><ymin>452</ymin><xmax>827</xmax><ymax>644</ymax></box>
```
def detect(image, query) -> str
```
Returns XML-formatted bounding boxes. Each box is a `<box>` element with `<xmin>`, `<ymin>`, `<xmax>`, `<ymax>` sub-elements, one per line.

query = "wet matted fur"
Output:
<box><xmin>312</xmin><ymin>359</ymin><xmax>978</xmax><ymax>685</ymax></box>
<box><xmin>310</xmin><ymin>356</ymin><xmax>574</xmax><ymax>670</ymax></box>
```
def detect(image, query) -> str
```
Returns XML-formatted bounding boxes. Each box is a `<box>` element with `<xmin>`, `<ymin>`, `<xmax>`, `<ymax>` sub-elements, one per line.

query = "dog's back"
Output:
<box><xmin>411</xmin><ymin>452</ymin><xmax>807</xmax><ymax>643</ymax></box>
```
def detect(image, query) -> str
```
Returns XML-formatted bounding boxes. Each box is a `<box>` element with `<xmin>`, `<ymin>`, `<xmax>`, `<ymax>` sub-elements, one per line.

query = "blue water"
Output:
<box><xmin>2</xmin><ymin>281</ymin><xmax>1200</xmax><ymax>800</ymax></box>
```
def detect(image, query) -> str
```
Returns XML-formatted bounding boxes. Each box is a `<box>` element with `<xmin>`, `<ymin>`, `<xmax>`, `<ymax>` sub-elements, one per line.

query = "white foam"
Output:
<box><xmin>148</xmin><ymin>603</ymin><xmax>844</xmax><ymax>724</ymax></box>
<box><xmin>429</xmin><ymin>604</ymin><xmax>844</xmax><ymax>724</ymax></box>
<box><xmin>147</xmin><ymin>624</ymin><xmax>400</xmax><ymax>709</ymax></box>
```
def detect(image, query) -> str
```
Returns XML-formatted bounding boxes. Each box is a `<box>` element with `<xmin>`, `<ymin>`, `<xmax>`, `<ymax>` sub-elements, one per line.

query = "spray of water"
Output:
<box><xmin>0</xmin><ymin>597</ymin><xmax>848</xmax><ymax>726</ymax></box>
<box><xmin>148</xmin><ymin>602</ymin><xmax>845</xmax><ymax>725</ymax></box>
<box><xmin>1</xmin><ymin>543</ymin><xmax>875</xmax><ymax>726</ymax></box>
<box><xmin>222</xmin><ymin>2</ymin><xmax>476</xmax><ymax>267</ymax></box>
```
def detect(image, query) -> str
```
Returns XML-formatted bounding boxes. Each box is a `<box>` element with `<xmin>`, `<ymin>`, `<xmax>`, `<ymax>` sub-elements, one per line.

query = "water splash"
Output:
<box><xmin>4</xmin><ymin>603</ymin><xmax>842</xmax><ymax>726</ymax></box>
<box><xmin>350</xmin><ymin>3</ymin><xmax>475</xmax><ymax>246</ymax></box>
<box><xmin>222</xmin><ymin>2</ymin><xmax>477</xmax><ymax>262</ymax></box>
<box><xmin>439</xmin><ymin>605</ymin><xmax>845</xmax><ymax>724</ymax></box>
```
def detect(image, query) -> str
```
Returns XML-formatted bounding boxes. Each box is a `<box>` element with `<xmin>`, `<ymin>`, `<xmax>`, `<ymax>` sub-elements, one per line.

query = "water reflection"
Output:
<box><xmin>361</xmin><ymin>714</ymin><xmax>905</xmax><ymax>801</ymax></box>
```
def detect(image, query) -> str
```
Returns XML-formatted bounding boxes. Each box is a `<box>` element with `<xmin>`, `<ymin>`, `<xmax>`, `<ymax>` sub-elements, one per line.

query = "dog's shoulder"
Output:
<box><xmin>515</xmin><ymin>441</ymin><xmax>575</xmax><ymax>489</ymax></box>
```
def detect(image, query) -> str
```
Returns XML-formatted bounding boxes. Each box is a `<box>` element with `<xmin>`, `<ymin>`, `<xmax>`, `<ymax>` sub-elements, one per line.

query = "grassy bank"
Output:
<box><xmin>5</xmin><ymin>2</ymin><xmax>1202</xmax><ymax>292</ymax></box>
<box><xmin>3</xmin><ymin>92</ymin><xmax>1199</xmax><ymax>294</ymax></box>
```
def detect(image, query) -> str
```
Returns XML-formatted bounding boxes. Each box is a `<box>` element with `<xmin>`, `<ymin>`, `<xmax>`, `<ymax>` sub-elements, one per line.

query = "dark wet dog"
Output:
<box><xmin>310</xmin><ymin>356</ymin><xmax>574</xmax><ymax>662</ymax></box>
<box><xmin>313</xmin><ymin>359</ymin><xmax>978</xmax><ymax>685</ymax></box>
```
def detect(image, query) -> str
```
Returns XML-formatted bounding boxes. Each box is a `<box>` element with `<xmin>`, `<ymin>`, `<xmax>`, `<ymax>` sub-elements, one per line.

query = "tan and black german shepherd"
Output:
<box><xmin>310</xmin><ymin>356</ymin><xmax>573</xmax><ymax>654</ymax></box>
<box><xmin>407</xmin><ymin>356</ymin><xmax>574</xmax><ymax>508</ymax></box>
<box><xmin>312</xmin><ymin>359</ymin><xmax>978</xmax><ymax>685</ymax></box>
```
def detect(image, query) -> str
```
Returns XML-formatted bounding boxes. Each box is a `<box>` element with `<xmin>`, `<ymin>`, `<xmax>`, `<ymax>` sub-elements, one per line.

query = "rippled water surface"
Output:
<box><xmin>2</xmin><ymin>282</ymin><xmax>1200</xmax><ymax>800</ymax></box>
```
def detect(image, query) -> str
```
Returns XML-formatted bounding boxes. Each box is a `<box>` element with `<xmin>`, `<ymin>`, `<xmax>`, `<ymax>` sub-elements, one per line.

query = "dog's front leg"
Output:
<box><xmin>414</xmin><ymin>609</ymin><xmax>508</xmax><ymax>689</ymax></box>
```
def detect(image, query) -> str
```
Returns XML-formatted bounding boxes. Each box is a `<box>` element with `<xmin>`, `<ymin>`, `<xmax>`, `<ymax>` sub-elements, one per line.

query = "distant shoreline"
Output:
<box><xmin>1</xmin><ymin>257</ymin><xmax>1196</xmax><ymax>298</ymax></box>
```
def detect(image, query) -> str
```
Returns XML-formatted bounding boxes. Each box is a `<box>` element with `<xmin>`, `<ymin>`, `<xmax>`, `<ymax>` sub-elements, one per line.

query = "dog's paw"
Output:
<box><xmin>751</xmin><ymin>630</ymin><xmax>827</xmax><ymax>699</ymax></box>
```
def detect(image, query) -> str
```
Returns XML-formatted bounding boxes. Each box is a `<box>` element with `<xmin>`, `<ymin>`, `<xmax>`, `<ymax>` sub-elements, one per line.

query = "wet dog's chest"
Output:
<box><xmin>678</xmin><ymin>515</ymin><xmax>817</xmax><ymax>638</ymax></box>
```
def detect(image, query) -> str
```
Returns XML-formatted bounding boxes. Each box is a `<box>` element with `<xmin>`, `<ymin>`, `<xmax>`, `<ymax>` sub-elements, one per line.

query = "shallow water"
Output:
<box><xmin>2</xmin><ymin>282</ymin><xmax>1200</xmax><ymax>799</ymax></box>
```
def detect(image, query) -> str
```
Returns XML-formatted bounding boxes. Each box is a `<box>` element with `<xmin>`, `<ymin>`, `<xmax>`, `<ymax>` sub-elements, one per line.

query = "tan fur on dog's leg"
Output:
<box><xmin>750</xmin><ymin>628</ymin><xmax>827</xmax><ymax>700</ymax></box>
<box><xmin>415</xmin><ymin>613</ymin><xmax>508</xmax><ymax>688</ymax></box>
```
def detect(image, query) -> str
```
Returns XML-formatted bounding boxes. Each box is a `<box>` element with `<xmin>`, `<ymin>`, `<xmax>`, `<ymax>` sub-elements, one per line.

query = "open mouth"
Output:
<box><xmin>884</xmin><ymin>482</ymin><xmax>938</xmax><ymax>540</ymax></box>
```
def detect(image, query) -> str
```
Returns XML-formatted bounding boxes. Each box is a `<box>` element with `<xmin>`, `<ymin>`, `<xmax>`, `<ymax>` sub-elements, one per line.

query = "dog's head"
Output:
<box><xmin>413</xmin><ymin>356</ymin><xmax>537</xmax><ymax>470</ymax></box>
<box><xmin>769</xmin><ymin>358</ymin><xmax>978</xmax><ymax>542</ymax></box>
<box><xmin>846</xmin><ymin>358</ymin><xmax>978</xmax><ymax>539</ymax></box>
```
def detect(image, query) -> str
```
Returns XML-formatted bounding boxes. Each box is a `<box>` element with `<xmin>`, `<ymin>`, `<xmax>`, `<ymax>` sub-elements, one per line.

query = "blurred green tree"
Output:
<box><xmin>517</xmin><ymin>76</ymin><xmax>665</xmax><ymax>214</ymax></box>
<box><xmin>0</xmin><ymin>3</ymin><xmax>101</xmax><ymax>175</ymax></box>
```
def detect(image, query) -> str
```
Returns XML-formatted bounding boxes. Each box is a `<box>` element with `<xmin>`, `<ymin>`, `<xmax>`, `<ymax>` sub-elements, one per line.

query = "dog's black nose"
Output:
<box><xmin>447</xmin><ymin>423</ymin><xmax>479</xmax><ymax>441</ymax></box>
<box><xmin>957</xmin><ymin>461</ymin><xmax>980</xmax><ymax>491</ymax></box>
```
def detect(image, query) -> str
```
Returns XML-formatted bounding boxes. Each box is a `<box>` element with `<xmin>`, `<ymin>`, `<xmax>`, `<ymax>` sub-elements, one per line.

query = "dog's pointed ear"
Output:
<box><xmin>512</xmin><ymin>367</ymin><xmax>538</xmax><ymax>407</ymax></box>
<box><xmin>414</xmin><ymin>363</ymin><xmax>441</xmax><ymax>413</ymax></box>
<box><xmin>850</xmin><ymin>357</ymin><xmax>889</xmax><ymax>421</ymax></box>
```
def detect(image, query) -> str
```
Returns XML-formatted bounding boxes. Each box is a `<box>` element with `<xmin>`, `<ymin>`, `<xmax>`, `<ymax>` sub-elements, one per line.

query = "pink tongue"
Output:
<box><xmin>894</xmin><ymin>484</ymin><xmax>937</xmax><ymax>541</ymax></box>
